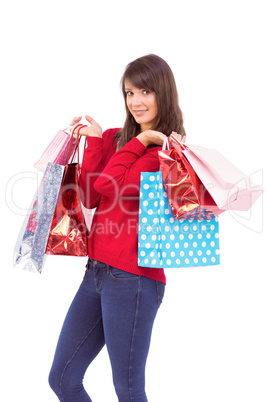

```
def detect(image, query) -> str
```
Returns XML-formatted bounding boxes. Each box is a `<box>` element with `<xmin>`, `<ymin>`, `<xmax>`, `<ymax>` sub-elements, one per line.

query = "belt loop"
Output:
<box><xmin>106</xmin><ymin>265</ymin><xmax>110</xmax><ymax>274</ymax></box>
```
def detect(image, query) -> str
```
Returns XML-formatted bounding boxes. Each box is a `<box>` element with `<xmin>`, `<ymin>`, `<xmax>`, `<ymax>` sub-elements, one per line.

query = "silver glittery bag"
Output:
<box><xmin>13</xmin><ymin>162</ymin><xmax>65</xmax><ymax>273</ymax></box>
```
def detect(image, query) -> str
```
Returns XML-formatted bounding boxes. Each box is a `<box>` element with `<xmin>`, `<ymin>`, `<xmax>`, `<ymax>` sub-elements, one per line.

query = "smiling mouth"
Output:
<box><xmin>133</xmin><ymin>110</ymin><xmax>148</xmax><ymax>116</ymax></box>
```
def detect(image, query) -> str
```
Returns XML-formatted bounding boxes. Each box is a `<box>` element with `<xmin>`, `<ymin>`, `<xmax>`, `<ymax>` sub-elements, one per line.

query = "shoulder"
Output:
<box><xmin>137</xmin><ymin>144</ymin><xmax>161</xmax><ymax>171</ymax></box>
<box><xmin>141</xmin><ymin>145</ymin><xmax>162</xmax><ymax>169</ymax></box>
<box><xmin>102</xmin><ymin>128</ymin><xmax>121</xmax><ymax>162</ymax></box>
<box><xmin>146</xmin><ymin>144</ymin><xmax>162</xmax><ymax>157</ymax></box>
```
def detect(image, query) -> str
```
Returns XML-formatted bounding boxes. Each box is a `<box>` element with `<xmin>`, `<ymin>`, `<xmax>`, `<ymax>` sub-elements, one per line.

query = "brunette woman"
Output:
<box><xmin>49</xmin><ymin>54</ymin><xmax>186</xmax><ymax>402</ymax></box>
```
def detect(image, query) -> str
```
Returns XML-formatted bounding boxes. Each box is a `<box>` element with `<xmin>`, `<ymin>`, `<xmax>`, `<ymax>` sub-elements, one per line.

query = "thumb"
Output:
<box><xmin>85</xmin><ymin>115</ymin><xmax>95</xmax><ymax>125</ymax></box>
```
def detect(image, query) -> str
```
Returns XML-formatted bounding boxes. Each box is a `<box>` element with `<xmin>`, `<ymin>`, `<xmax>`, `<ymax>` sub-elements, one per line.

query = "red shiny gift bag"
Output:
<box><xmin>158</xmin><ymin>137</ymin><xmax>224</xmax><ymax>220</ymax></box>
<box><xmin>46</xmin><ymin>125</ymin><xmax>88</xmax><ymax>256</ymax></box>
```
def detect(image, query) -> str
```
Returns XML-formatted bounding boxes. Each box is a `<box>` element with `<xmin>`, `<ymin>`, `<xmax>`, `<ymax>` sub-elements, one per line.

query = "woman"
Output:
<box><xmin>49</xmin><ymin>54</ymin><xmax>186</xmax><ymax>401</ymax></box>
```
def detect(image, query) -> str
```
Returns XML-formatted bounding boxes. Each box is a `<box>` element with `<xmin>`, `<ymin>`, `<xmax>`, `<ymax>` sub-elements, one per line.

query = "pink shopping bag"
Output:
<box><xmin>170</xmin><ymin>135</ymin><xmax>264</xmax><ymax>211</ymax></box>
<box><xmin>34</xmin><ymin>129</ymin><xmax>77</xmax><ymax>172</ymax></box>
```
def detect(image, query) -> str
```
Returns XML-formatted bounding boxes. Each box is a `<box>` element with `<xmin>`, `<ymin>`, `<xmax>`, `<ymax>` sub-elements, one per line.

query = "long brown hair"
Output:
<box><xmin>115</xmin><ymin>54</ymin><xmax>186</xmax><ymax>149</ymax></box>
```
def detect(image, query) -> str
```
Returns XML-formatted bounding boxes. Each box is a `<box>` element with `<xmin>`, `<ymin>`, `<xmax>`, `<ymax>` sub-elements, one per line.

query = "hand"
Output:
<box><xmin>136</xmin><ymin>130</ymin><xmax>167</xmax><ymax>147</ymax></box>
<box><xmin>170</xmin><ymin>131</ymin><xmax>186</xmax><ymax>143</ymax></box>
<box><xmin>69</xmin><ymin>115</ymin><xmax>102</xmax><ymax>138</ymax></box>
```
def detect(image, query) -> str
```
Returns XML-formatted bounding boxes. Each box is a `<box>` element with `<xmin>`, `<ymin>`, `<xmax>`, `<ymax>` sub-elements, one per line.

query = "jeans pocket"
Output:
<box><xmin>109</xmin><ymin>267</ymin><xmax>138</xmax><ymax>281</ymax></box>
<box><xmin>156</xmin><ymin>281</ymin><xmax>165</xmax><ymax>306</ymax></box>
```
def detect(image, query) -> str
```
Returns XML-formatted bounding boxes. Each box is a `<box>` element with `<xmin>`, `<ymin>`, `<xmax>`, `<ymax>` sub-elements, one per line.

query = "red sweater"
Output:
<box><xmin>79</xmin><ymin>128</ymin><xmax>166</xmax><ymax>284</ymax></box>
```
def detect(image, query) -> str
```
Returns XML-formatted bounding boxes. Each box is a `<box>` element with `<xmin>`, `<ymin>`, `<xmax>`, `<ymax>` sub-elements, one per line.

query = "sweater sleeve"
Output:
<box><xmin>79</xmin><ymin>128</ymin><xmax>118</xmax><ymax>209</ymax></box>
<box><xmin>94</xmin><ymin>138</ymin><xmax>160</xmax><ymax>198</ymax></box>
<box><xmin>79</xmin><ymin>136</ymin><xmax>103</xmax><ymax>209</ymax></box>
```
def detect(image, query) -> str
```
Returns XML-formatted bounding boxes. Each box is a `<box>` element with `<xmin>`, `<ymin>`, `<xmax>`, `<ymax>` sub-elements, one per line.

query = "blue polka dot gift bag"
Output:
<box><xmin>138</xmin><ymin>171</ymin><xmax>220</xmax><ymax>268</ymax></box>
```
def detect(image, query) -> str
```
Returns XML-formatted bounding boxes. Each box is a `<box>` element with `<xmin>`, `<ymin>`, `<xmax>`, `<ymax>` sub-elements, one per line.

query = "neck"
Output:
<box><xmin>140</xmin><ymin>123</ymin><xmax>152</xmax><ymax>132</ymax></box>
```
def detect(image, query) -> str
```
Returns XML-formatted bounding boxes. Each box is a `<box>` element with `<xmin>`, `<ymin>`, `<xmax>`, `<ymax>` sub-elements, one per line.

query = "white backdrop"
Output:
<box><xmin>1</xmin><ymin>1</ymin><xmax>267</xmax><ymax>401</ymax></box>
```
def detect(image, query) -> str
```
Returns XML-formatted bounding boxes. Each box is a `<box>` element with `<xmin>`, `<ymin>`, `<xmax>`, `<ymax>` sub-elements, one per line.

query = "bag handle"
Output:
<box><xmin>75</xmin><ymin>125</ymin><xmax>88</xmax><ymax>172</ymax></box>
<box><xmin>66</xmin><ymin>123</ymin><xmax>83</xmax><ymax>164</ymax></box>
<box><xmin>162</xmin><ymin>134</ymin><xmax>187</xmax><ymax>151</ymax></box>
<box><xmin>66</xmin><ymin>123</ymin><xmax>88</xmax><ymax>163</ymax></box>
<box><xmin>169</xmin><ymin>134</ymin><xmax>188</xmax><ymax>150</ymax></box>
<box><xmin>162</xmin><ymin>136</ymin><xmax>172</xmax><ymax>150</ymax></box>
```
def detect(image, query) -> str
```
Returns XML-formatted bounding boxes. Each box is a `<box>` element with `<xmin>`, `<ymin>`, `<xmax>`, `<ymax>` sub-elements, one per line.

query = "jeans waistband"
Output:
<box><xmin>86</xmin><ymin>258</ymin><xmax>109</xmax><ymax>270</ymax></box>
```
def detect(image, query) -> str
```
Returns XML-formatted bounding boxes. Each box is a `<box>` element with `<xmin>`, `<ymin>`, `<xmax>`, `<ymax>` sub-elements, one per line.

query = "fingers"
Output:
<box><xmin>70</xmin><ymin>115</ymin><xmax>97</xmax><ymax>127</ymax></box>
<box><xmin>69</xmin><ymin>116</ymin><xmax>82</xmax><ymax>126</ymax></box>
<box><xmin>85</xmin><ymin>115</ymin><xmax>102</xmax><ymax>134</ymax></box>
<box><xmin>171</xmin><ymin>131</ymin><xmax>187</xmax><ymax>143</ymax></box>
<box><xmin>85</xmin><ymin>115</ymin><xmax>101</xmax><ymax>128</ymax></box>
<box><xmin>85</xmin><ymin>115</ymin><xmax>95</xmax><ymax>125</ymax></box>
<box><xmin>148</xmin><ymin>130</ymin><xmax>166</xmax><ymax>146</ymax></box>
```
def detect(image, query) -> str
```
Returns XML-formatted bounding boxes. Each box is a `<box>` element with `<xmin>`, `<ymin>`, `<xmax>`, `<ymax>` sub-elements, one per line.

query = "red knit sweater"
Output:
<box><xmin>79</xmin><ymin>128</ymin><xmax>166</xmax><ymax>284</ymax></box>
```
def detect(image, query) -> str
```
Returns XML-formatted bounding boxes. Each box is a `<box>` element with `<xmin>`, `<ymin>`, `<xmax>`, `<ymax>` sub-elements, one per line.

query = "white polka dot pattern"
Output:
<box><xmin>138</xmin><ymin>171</ymin><xmax>220</xmax><ymax>268</ymax></box>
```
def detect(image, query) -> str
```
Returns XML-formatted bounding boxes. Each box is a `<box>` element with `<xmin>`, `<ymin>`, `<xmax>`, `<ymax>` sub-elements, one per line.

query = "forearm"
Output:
<box><xmin>94</xmin><ymin>138</ymin><xmax>160</xmax><ymax>198</ymax></box>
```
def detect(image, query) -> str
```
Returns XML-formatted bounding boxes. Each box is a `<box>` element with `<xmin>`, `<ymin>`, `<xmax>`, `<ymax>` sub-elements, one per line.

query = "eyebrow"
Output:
<box><xmin>124</xmin><ymin>87</ymin><xmax>148</xmax><ymax>91</ymax></box>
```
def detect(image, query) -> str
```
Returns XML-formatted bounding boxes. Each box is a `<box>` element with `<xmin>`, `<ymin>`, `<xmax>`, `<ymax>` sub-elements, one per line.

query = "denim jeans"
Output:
<box><xmin>49</xmin><ymin>258</ymin><xmax>165</xmax><ymax>401</ymax></box>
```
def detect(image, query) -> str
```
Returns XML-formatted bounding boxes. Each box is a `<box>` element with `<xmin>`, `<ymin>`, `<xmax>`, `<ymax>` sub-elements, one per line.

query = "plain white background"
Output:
<box><xmin>1</xmin><ymin>1</ymin><xmax>267</xmax><ymax>401</ymax></box>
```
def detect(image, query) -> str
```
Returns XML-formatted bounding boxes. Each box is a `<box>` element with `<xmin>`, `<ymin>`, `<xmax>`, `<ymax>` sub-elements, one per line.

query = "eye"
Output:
<box><xmin>125</xmin><ymin>91</ymin><xmax>133</xmax><ymax>96</ymax></box>
<box><xmin>142</xmin><ymin>89</ymin><xmax>151</xmax><ymax>95</ymax></box>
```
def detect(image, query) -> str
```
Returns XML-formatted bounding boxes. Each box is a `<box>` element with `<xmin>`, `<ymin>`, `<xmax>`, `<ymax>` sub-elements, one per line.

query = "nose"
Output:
<box><xmin>132</xmin><ymin>93</ymin><xmax>143</xmax><ymax>107</ymax></box>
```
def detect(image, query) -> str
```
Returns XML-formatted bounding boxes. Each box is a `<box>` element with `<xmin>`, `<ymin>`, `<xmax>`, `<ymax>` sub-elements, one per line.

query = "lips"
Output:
<box><xmin>133</xmin><ymin>110</ymin><xmax>148</xmax><ymax>116</ymax></box>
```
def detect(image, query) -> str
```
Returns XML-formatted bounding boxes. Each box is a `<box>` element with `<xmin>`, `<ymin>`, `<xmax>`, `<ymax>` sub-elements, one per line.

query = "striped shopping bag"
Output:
<box><xmin>34</xmin><ymin>130</ymin><xmax>77</xmax><ymax>172</ymax></box>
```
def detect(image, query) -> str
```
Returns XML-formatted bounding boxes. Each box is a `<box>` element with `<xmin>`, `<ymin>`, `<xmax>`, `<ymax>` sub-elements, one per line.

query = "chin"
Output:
<box><xmin>135</xmin><ymin>118</ymin><xmax>149</xmax><ymax>126</ymax></box>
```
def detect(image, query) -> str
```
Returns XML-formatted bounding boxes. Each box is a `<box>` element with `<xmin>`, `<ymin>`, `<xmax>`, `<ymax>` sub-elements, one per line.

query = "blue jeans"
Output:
<box><xmin>49</xmin><ymin>258</ymin><xmax>165</xmax><ymax>401</ymax></box>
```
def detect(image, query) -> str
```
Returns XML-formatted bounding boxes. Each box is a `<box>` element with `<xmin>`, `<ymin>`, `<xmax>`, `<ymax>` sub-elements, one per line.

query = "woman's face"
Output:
<box><xmin>124</xmin><ymin>80</ymin><xmax>158</xmax><ymax>132</ymax></box>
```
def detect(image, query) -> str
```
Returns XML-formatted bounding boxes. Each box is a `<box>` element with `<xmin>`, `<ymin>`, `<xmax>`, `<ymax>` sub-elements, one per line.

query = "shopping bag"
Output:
<box><xmin>138</xmin><ymin>171</ymin><xmax>220</xmax><ymax>268</ymax></box>
<box><xmin>45</xmin><ymin>125</ymin><xmax>88</xmax><ymax>256</ymax></box>
<box><xmin>34</xmin><ymin>129</ymin><xmax>77</xmax><ymax>172</ymax></box>
<box><xmin>13</xmin><ymin>162</ymin><xmax>65</xmax><ymax>273</ymax></box>
<box><xmin>159</xmin><ymin>135</ymin><xmax>264</xmax><ymax>219</ymax></box>
<box><xmin>158</xmin><ymin>138</ymin><xmax>224</xmax><ymax>220</ymax></box>
<box><xmin>45</xmin><ymin>163</ymin><xmax>88</xmax><ymax>256</ymax></box>
<box><xmin>175</xmin><ymin>141</ymin><xmax>264</xmax><ymax>211</ymax></box>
